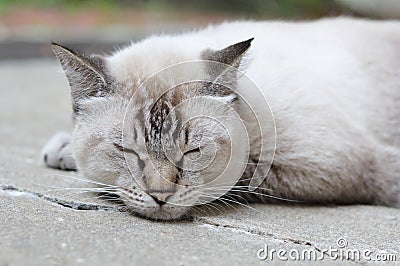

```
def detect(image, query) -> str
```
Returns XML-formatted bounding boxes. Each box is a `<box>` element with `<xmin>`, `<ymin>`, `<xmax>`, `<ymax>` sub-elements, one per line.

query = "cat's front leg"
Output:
<box><xmin>42</xmin><ymin>132</ymin><xmax>77</xmax><ymax>171</ymax></box>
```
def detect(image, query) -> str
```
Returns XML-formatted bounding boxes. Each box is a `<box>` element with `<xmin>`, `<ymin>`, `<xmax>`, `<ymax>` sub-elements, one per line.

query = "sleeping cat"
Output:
<box><xmin>42</xmin><ymin>17</ymin><xmax>400</xmax><ymax>220</ymax></box>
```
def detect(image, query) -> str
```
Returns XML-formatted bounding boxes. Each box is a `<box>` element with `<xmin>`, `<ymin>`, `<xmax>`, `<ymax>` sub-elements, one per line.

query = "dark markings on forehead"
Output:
<box><xmin>142</xmin><ymin>81</ymin><xmax>234</xmax><ymax>152</ymax></box>
<box><xmin>144</xmin><ymin>92</ymin><xmax>185</xmax><ymax>155</ymax></box>
<box><xmin>146</xmin><ymin>99</ymin><xmax>170</xmax><ymax>143</ymax></box>
<box><xmin>145</xmin><ymin>100</ymin><xmax>172</xmax><ymax>151</ymax></box>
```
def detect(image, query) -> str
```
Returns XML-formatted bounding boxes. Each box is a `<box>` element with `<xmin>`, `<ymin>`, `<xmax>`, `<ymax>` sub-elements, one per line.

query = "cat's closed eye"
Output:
<box><xmin>113</xmin><ymin>142</ymin><xmax>135</xmax><ymax>154</ymax></box>
<box><xmin>183</xmin><ymin>147</ymin><xmax>201</xmax><ymax>159</ymax></box>
<box><xmin>113</xmin><ymin>143</ymin><xmax>145</xmax><ymax>169</ymax></box>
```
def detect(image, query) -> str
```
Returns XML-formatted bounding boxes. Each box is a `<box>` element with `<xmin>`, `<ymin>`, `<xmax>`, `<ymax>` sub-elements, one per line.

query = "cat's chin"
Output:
<box><xmin>129</xmin><ymin>205</ymin><xmax>192</xmax><ymax>221</ymax></box>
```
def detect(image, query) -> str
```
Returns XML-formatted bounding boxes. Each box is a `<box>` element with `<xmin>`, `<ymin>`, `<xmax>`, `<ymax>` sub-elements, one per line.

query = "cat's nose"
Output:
<box><xmin>149</xmin><ymin>191</ymin><xmax>174</xmax><ymax>206</ymax></box>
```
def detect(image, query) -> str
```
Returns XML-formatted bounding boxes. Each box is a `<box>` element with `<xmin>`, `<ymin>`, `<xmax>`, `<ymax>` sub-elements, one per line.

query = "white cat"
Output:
<box><xmin>43</xmin><ymin>17</ymin><xmax>400</xmax><ymax>220</ymax></box>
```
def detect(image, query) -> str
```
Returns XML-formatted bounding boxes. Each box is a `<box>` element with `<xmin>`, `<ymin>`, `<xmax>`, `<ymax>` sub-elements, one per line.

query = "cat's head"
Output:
<box><xmin>52</xmin><ymin>38</ymin><xmax>253</xmax><ymax>220</ymax></box>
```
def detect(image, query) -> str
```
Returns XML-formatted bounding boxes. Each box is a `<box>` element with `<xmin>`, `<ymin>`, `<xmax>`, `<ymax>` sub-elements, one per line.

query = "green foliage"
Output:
<box><xmin>0</xmin><ymin>0</ymin><xmax>342</xmax><ymax>18</ymax></box>
<box><xmin>0</xmin><ymin>0</ymin><xmax>120</xmax><ymax>12</ymax></box>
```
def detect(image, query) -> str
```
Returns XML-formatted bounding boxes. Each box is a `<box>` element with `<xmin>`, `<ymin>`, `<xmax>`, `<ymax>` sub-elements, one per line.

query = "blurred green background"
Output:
<box><xmin>0</xmin><ymin>0</ymin><xmax>344</xmax><ymax>19</ymax></box>
<box><xmin>0</xmin><ymin>0</ymin><xmax>396</xmax><ymax>59</ymax></box>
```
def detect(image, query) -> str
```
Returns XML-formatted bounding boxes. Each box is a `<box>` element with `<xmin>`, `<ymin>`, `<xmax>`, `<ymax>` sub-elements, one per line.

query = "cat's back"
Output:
<box><xmin>209</xmin><ymin>18</ymin><xmax>400</xmax><ymax>147</ymax></box>
<box><xmin>208</xmin><ymin>18</ymin><xmax>400</xmax><ymax>92</ymax></box>
<box><xmin>108</xmin><ymin>18</ymin><xmax>400</xmax><ymax>145</ymax></box>
<box><xmin>109</xmin><ymin>17</ymin><xmax>400</xmax><ymax>84</ymax></box>
<box><xmin>110</xmin><ymin>17</ymin><xmax>400</xmax><ymax>95</ymax></box>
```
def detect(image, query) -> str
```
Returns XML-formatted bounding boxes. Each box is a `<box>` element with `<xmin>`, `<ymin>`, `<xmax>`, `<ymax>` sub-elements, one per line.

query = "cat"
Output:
<box><xmin>42</xmin><ymin>17</ymin><xmax>400</xmax><ymax>220</ymax></box>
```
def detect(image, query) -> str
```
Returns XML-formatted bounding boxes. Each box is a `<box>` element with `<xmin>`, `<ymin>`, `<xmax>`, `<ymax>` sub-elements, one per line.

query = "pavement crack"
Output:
<box><xmin>0</xmin><ymin>184</ymin><xmax>127</xmax><ymax>212</ymax></box>
<box><xmin>195</xmin><ymin>217</ymin><xmax>313</xmax><ymax>247</ymax></box>
<box><xmin>195</xmin><ymin>217</ymin><xmax>364</xmax><ymax>264</ymax></box>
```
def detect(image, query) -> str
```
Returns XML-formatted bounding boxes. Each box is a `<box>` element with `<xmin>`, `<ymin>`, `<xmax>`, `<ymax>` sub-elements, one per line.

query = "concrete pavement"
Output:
<box><xmin>0</xmin><ymin>59</ymin><xmax>399</xmax><ymax>265</ymax></box>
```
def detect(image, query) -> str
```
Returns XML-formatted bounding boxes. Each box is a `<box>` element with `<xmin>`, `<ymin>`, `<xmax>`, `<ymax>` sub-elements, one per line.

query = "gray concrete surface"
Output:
<box><xmin>0</xmin><ymin>59</ymin><xmax>399</xmax><ymax>265</ymax></box>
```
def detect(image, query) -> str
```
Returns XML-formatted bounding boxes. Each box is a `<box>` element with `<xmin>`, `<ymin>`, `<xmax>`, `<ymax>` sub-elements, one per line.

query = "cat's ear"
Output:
<box><xmin>51</xmin><ymin>42</ymin><xmax>109</xmax><ymax>112</ymax></box>
<box><xmin>201</xmin><ymin>38</ymin><xmax>253</xmax><ymax>68</ymax></box>
<box><xmin>201</xmin><ymin>38</ymin><xmax>253</xmax><ymax>102</ymax></box>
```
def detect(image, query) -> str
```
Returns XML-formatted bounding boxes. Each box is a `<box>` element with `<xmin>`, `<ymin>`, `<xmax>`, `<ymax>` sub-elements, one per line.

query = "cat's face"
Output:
<box><xmin>72</xmin><ymin>93</ymin><xmax>236</xmax><ymax>220</ymax></box>
<box><xmin>52</xmin><ymin>39</ymin><xmax>252</xmax><ymax>220</ymax></box>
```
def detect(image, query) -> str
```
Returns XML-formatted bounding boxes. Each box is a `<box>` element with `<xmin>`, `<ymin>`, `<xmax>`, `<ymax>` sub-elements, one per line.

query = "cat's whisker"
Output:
<box><xmin>190</xmin><ymin>205</ymin><xmax>205</xmax><ymax>217</ymax></box>
<box><xmin>38</xmin><ymin>183</ymin><xmax>119</xmax><ymax>197</ymax></box>
<box><xmin>43</xmin><ymin>173</ymin><xmax>119</xmax><ymax>188</ymax></box>
<box><xmin>219</xmin><ymin>197</ymin><xmax>261</xmax><ymax>213</ymax></box>
<box><xmin>201</xmin><ymin>202</ymin><xmax>227</xmax><ymax>214</ymax></box>
<box><xmin>198</xmin><ymin>192</ymin><xmax>260</xmax><ymax>213</ymax></box>
<box><xmin>213</xmin><ymin>197</ymin><xmax>242</xmax><ymax>213</ymax></box>
<box><xmin>203</xmin><ymin>185</ymin><xmax>299</xmax><ymax>203</ymax></box>
<box><xmin>204</xmin><ymin>202</ymin><xmax>225</xmax><ymax>214</ymax></box>
<box><xmin>48</xmin><ymin>189</ymin><xmax>117</xmax><ymax>200</ymax></box>
<box><xmin>231</xmin><ymin>161</ymin><xmax>274</xmax><ymax>166</ymax></box>
<box><xmin>201</xmin><ymin>203</ymin><xmax>220</xmax><ymax>216</ymax></box>
<box><xmin>202</xmin><ymin>184</ymin><xmax>275</xmax><ymax>193</ymax></box>
<box><xmin>229</xmin><ymin>189</ymin><xmax>301</xmax><ymax>203</ymax></box>
<box><xmin>194</xmin><ymin>195</ymin><xmax>226</xmax><ymax>213</ymax></box>
<box><xmin>197</xmin><ymin>192</ymin><xmax>239</xmax><ymax>212</ymax></box>
<box><xmin>233</xmin><ymin>186</ymin><xmax>274</xmax><ymax>192</ymax></box>
<box><xmin>197</xmin><ymin>175</ymin><xmax>269</xmax><ymax>185</ymax></box>
<box><xmin>97</xmin><ymin>196</ymin><xmax>123</xmax><ymax>202</ymax></box>
<box><xmin>223</xmin><ymin>192</ymin><xmax>250</xmax><ymax>204</ymax></box>
<box><xmin>77</xmin><ymin>194</ymin><xmax>125</xmax><ymax>205</ymax></box>
<box><xmin>43</xmin><ymin>187</ymin><xmax>118</xmax><ymax>193</ymax></box>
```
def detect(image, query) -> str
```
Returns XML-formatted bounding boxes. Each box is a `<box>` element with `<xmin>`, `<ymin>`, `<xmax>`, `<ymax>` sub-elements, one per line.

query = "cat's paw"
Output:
<box><xmin>42</xmin><ymin>132</ymin><xmax>77</xmax><ymax>171</ymax></box>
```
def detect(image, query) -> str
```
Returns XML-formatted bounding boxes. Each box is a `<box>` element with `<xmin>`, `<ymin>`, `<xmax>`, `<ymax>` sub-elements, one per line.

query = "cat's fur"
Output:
<box><xmin>43</xmin><ymin>17</ymin><xmax>400</xmax><ymax>220</ymax></box>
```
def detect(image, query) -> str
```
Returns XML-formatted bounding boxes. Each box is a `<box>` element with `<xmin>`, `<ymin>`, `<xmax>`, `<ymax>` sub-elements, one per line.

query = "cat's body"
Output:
<box><xmin>43</xmin><ymin>17</ymin><xmax>400</xmax><ymax>220</ymax></box>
